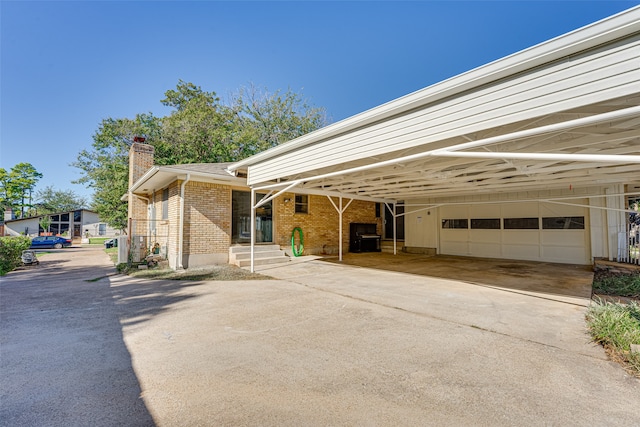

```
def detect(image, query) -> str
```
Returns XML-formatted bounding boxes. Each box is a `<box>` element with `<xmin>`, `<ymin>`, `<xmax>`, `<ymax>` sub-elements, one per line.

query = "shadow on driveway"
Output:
<box><xmin>0</xmin><ymin>247</ymin><xmax>156</xmax><ymax>426</ymax></box>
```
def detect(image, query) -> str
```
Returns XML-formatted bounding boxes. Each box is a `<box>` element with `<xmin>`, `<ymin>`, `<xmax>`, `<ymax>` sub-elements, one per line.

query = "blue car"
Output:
<box><xmin>30</xmin><ymin>236</ymin><xmax>72</xmax><ymax>249</ymax></box>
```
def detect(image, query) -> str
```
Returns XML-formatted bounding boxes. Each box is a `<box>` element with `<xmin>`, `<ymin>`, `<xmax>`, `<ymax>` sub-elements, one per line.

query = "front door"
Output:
<box><xmin>384</xmin><ymin>203</ymin><xmax>405</xmax><ymax>240</ymax></box>
<box><xmin>232</xmin><ymin>191</ymin><xmax>273</xmax><ymax>244</ymax></box>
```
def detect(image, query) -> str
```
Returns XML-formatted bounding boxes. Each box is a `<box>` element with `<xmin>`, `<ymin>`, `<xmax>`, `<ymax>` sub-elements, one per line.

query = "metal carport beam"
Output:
<box><xmin>433</xmin><ymin>151</ymin><xmax>640</xmax><ymax>163</ymax></box>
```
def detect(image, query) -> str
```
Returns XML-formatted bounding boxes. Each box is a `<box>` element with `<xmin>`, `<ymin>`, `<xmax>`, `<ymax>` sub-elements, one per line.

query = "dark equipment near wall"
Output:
<box><xmin>349</xmin><ymin>223</ymin><xmax>381</xmax><ymax>253</ymax></box>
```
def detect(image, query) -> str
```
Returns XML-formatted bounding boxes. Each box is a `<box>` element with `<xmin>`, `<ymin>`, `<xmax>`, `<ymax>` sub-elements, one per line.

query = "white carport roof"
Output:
<box><xmin>227</xmin><ymin>7</ymin><xmax>640</xmax><ymax>204</ymax></box>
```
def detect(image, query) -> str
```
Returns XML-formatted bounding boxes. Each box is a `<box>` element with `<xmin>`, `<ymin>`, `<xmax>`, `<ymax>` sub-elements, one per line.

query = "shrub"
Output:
<box><xmin>587</xmin><ymin>299</ymin><xmax>640</xmax><ymax>376</ymax></box>
<box><xmin>0</xmin><ymin>236</ymin><xmax>32</xmax><ymax>276</ymax></box>
<box><xmin>593</xmin><ymin>273</ymin><xmax>640</xmax><ymax>298</ymax></box>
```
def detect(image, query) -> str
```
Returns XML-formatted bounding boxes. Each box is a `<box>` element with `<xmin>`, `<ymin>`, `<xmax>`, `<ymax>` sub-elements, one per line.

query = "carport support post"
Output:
<box><xmin>326</xmin><ymin>196</ymin><xmax>354</xmax><ymax>262</ymax></box>
<box><xmin>393</xmin><ymin>203</ymin><xmax>397</xmax><ymax>255</ymax></box>
<box><xmin>250</xmin><ymin>188</ymin><xmax>256</xmax><ymax>273</ymax></box>
<box><xmin>339</xmin><ymin>197</ymin><xmax>343</xmax><ymax>262</ymax></box>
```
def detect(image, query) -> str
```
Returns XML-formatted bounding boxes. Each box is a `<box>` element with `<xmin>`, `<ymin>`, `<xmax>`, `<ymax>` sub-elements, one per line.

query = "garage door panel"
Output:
<box><xmin>542</xmin><ymin>246</ymin><xmax>588</xmax><ymax>264</ymax></box>
<box><xmin>438</xmin><ymin>202</ymin><xmax>589</xmax><ymax>264</ymax></box>
<box><xmin>469</xmin><ymin>230</ymin><xmax>501</xmax><ymax>243</ymax></box>
<box><xmin>469</xmin><ymin>243</ymin><xmax>501</xmax><ymax>258</ymax></box>
<box><xmin>541</xmin><ymin>231</ymin><xmax>584</xmax><ymax>246</ymax></box>
<box><xmin>502</xmin><ymin>231</ymin><xmax>540</xmax><ymax>245</ymax></box>
<box><xmin>501</xmin><ymin>244</ymin><xmax>541</xmax><ymax>260</ymax></box>
<box><xmin>441</xmin><ymin>241</ymin><xmax>469</xmax><ymax>256</ymax></box>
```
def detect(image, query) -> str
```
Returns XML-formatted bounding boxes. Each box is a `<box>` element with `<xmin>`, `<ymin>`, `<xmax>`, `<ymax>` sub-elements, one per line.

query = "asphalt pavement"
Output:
<box><xmin>2</xmin><ymin>246</ymin><xmax>640</xmax><ymax>426</ymax></box>
<box><xmin>0</xmin><ymin>246</ymin><xmax>154</xmax><ymax>426</ymax></box>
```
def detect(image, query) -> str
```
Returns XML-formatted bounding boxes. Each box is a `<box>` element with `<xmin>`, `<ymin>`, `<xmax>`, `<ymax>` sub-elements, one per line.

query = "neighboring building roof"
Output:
<box><xmin>4</xmin><ymin>209</ymin><xmax>97</xmax><ymax>224</ymax></box>
<box><xmin>128</xmin><ymin>162</ymin><xmax>247</xmax><ymax>197</ymax></box>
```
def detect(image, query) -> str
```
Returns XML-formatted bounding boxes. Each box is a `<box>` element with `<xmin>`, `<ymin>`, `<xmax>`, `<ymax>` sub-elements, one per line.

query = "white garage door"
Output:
<box><xmin>439</xmin><ymin>201</ymin><xmax>590</xmax><ymax>264</ymax></box>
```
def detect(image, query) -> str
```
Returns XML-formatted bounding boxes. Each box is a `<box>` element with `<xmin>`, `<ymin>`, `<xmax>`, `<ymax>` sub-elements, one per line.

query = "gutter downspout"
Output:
<box><xmin>177</xmin><ymin>174</ymin><xmax>191</xmax><ymax>270</ymax></box>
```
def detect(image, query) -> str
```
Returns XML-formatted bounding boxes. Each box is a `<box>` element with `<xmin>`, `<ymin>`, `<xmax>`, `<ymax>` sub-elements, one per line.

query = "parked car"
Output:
<box><xmin>30</xmin><ymin>236</ymin><xmax>72</xmax><ymax>249</ymax></box>
<box><xmin>104</xmin><ymin>238</ymin><xmax>117</xmax><ymax>249</ymax></box>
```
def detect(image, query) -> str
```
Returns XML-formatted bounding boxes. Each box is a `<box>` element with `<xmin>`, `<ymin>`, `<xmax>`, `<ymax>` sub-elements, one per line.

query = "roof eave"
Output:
<box><xmin>227</xmin><ymin>5</ymin><xmax>640</xmax><ymax>173</ymax></box>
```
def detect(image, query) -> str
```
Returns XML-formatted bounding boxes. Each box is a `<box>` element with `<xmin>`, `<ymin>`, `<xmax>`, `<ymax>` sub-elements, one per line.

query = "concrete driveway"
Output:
<box><xmin>2</xmin><ymin>247</ymin><xmax>640</xmax><ymax>426</ymax></box>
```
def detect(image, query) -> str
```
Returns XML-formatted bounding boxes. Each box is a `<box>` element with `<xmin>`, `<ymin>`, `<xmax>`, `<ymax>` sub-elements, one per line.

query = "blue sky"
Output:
<box><xmin>1</xmin><ymin>1</ymin><xmax>637</xmax><ymax>202</ymax></box>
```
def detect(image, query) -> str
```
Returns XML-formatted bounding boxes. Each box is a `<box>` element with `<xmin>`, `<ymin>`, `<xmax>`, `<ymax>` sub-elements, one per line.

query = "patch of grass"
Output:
<box><xmin>127</xmin><ymin>264</ymin><xmax>271</xmax><ymax>281</ymax></box>
<box><xmin>593</xmin><ymin>273</ymin><xmax>640</xmax><ymax>298</ymax></box>
<box><xmin>586</xmin><ymin>299</ymin><xmax>640</xmax><ymax>377</ymax></box>
<box><xmin>89</xmin><ymin>237</ymin><xmax>111</xmax><ymax>245</ymax></box>
<box><xmin>105</xmin><ymin>247</ymin><xmax>118</xmax><ymax>264</ymax></box>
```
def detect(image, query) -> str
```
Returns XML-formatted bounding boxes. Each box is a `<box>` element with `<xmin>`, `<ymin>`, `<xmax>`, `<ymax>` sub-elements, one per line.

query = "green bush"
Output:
<box><xmin>0</xmin><ymin>236</ymin><xmax>32</xmax><ymax>276</ymax></box>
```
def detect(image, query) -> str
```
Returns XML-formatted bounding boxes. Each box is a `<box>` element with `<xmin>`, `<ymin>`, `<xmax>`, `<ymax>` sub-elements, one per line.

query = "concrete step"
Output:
<box><xmin>229</xmin><ymin>245</ymin><xmax>281</xmax><ymax>253</ymax></box>
<box><xmin>236</xmin><ymin>256</ymin><xmax>290</xmax><ymax>268</ymax></box>
<box><xmin>233</xmin><ymin>250</ymin><xmax>286</xmax><ymax>261</ymax></box>
<box><xmin>229</xmin><ymin>245</ymin><xmax>289</xmax><ymax>267</ymax></box>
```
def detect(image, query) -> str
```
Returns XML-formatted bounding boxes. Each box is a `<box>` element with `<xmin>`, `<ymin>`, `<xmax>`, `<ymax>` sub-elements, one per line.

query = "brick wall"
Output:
<box><xmin>274</xmin><ymin>193</ymin><xmax>381</xmax><ymax>255</ymax></box>
<box><xmin>183</xmin><ymin>181</ymin><xmax>232</xmax><ymax>255</ymax></box>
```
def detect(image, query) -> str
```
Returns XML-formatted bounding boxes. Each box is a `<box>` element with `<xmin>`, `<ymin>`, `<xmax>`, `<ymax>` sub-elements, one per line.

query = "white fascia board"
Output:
<box><xmin>128</xmin><ymin>165</ymin><xmax>247</xmax><ymax>195</ymax></box>
<box><xmin>128</xmin><ymin>166</ymin><xmax>161</xmax><ymax>194</ymax></box>
<box><xmin>228</xmin><ymin>6</ymin><xmax>640</xmax><ymax>173</ymax></box>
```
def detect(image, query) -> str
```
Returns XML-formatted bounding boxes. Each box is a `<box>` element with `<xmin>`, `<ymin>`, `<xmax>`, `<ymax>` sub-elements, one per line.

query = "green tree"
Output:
<box><xmin>230</xmin><ymin>84</ymin><xmax>327</xmax><ymax>158</ymax></box>
<box><xmin>0</xmin><ymin>168</ymin><xmax>14</xmax><ymax>212</ymax></box>
<box><xmin>157</xmin><ymin>80</ymin><xmax>236</xmax><ymax>164</ymax></box>
<box><xmin>34</xmin><ymin>186</ymin><xmax>88</xmax><ymax>214</ymax></box>
<box><xmin>73</xmin><ymin>113</ymin><xmax>163</xmax><ymax>230</ymax></box>
<box><xmin>39</xmin><ymin>215</ymin><xmax>51</xmax><ymax>234</ymax></box>
<box><xmin>73</xmin><ymin>81</ymin><xmax>326</xmax><ymax>230</ymax></box>
<box><xmin>0</xmin><ymin>163</ymin><xmax>43</xmax><ymax>217</ymax></box>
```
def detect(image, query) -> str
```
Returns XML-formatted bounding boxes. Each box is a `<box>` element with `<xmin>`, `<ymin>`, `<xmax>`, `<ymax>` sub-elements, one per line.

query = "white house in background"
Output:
<box><xmin>3</xmin><ymin>209</ymin><xmax>120</xmax><ymax>238</ymax></box>
<box><xmin>226</xmin><ymin>6</ymin><xmax>640</xmax><ymax>269</ymax></box>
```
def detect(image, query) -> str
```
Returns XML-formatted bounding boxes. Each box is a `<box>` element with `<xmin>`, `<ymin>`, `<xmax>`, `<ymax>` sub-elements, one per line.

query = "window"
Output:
<box><xmin>61</xmin><ymin>213</ymin><xmax>69</xmax><ymax>222</ymax></box>
<box><xmin>51</xmin><ymin>215</ymin><xmax>59</xmax><ymax>222</ymax></box>
<box><xmin>73</xmin><ymin>210</ymin><xmax>82</xmax><ymax>222</ymax></box>
<box><xmin>542</xmin><ymin>216</ymin><xmax>585</xmax><ymax>230</ymax></box>
<box><xmin>375</xmin><ymin>203</ymin><xmax>381</xmax><ymax>218</ymax></box>
<box><xmin>504</xmin><ymin>218</ymin><xmax>539</xmax><ymax>229</ymax></box>
<box><xmin>442</xmin><ymin>219</ymin><xmax>468</xmax><ymax>229</ymax></box>
<box><xmin>295</xmin><ymin>194</ymin><xmax>308</xmax><ymax>214</ymax></box>
<box><xmin>471</xmin><ymin>218</ymin><xmax>501</xmax><ymax>229</ymax></box>
<box><xmin>98</xmin><ymin>224</ymin><xmax>107</xmax><ymax>236</ymax></box>
<box><xmin>162</xmin><ymin>189</ymin><xmax>169</xmax><ymax>220</ymax></box>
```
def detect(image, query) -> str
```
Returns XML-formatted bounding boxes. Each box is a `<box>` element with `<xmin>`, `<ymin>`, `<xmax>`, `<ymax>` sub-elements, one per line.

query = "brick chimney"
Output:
<box><xmin>127</xmin><ymin>142</ymin><xmax>155</xmax><ymax>231</ymax></box>
<box><xmin>129</xmin><ymin>142</ymin><xmax>155</xmax><ymax>188</ymax></box>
